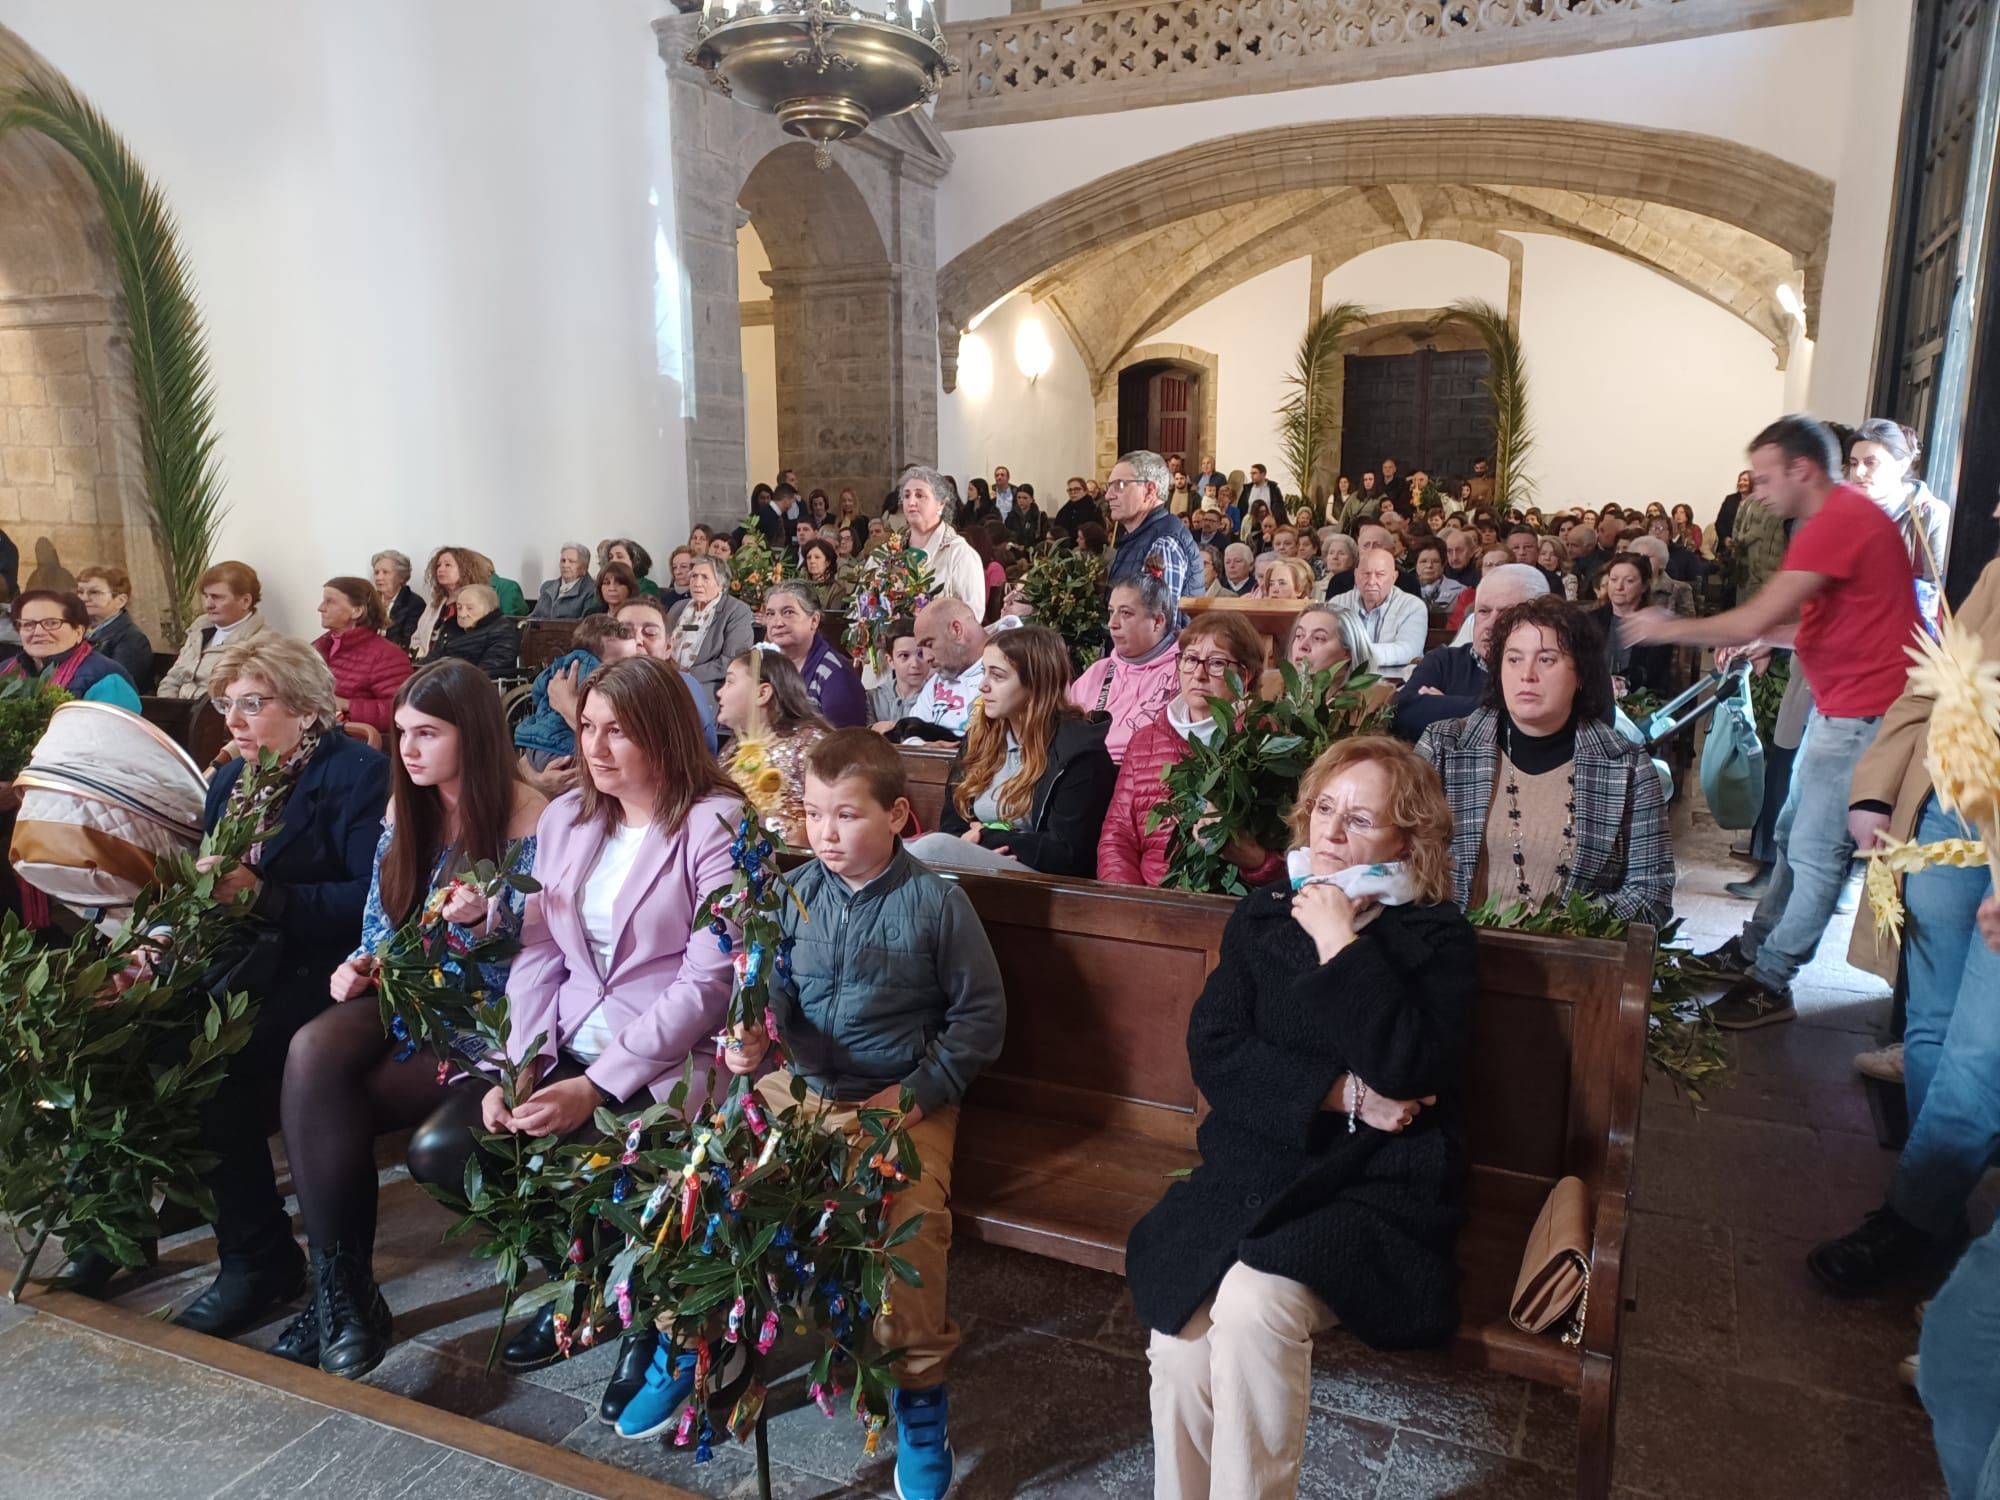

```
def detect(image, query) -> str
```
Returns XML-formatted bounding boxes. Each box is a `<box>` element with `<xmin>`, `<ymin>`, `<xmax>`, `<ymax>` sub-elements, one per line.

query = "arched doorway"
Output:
<box><xmin>0</xmin><ymin>26</ymin><xmax>154</xmax><ymax>624</ymax></box>
<box><xmin>1095</xmin><ymin>341</ymin><xmax>1217</xmax><ymax>477</ymax></box>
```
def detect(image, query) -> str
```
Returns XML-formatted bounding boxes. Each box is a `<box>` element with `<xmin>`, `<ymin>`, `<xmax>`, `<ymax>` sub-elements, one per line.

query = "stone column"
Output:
<box><xmin>658</xmin><ymin>14</ymin><xmax>750</xmax><ymax>531</ymax></box>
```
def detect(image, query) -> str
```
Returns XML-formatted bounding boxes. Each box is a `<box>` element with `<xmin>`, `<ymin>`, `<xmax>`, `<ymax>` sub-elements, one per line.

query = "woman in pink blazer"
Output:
<box><xmin>408</xmin><ymin>655</ymin><xmax>742</xmax><ymax>1422</ymax></box>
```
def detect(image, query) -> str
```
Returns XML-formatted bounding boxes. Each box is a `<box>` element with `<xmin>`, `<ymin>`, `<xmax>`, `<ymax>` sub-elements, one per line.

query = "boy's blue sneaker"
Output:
<box><xmin>616</xmin><ymin>1343</ymin><xmax>698</xmax><ymax>1441</ymax></box>
<box><xmin>893</xmin><ymin>1384</ymin><xmax>954</xmax><ymax>1500</ymax></box>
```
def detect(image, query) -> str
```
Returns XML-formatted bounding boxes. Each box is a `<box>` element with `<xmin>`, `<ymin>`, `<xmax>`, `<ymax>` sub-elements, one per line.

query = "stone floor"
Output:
<box><xmin>0</xmin><ymin>801</ymin><xmax>1961</xmax><ymax>1498</ymax></box>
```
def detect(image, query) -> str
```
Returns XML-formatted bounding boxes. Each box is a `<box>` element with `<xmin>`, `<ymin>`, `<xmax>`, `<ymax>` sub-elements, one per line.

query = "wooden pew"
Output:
<box><xmin>938</xmin><ymin>869</ymin><xmax>1649</xmax><ymax>1500</ymax></box>
<box><xmin>139</xmin><ymin>695</ymin><xmax>230</xmax><ymax>769</ymax></box>
<box><xmin>895</xmin><ymin>743</ymin><xmax>957</xmax><ymax>835</ymax></box>
<box><xmin>517</xmin><ymin>618</ymin><xmax>579</xmax><ymax>674</ymax></box>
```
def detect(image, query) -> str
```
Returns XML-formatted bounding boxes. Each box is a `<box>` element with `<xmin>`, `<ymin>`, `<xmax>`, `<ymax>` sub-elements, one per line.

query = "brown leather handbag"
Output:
<box><xmin>1509</xmin><ymin>1175</ymin><xmax>1591</xmax><ymax>1345</ymax></box>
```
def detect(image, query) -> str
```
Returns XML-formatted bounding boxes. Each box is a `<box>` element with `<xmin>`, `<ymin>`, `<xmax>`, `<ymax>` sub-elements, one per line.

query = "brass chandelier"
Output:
<box><xmin>688</xmin><ymin>0</ymin><xmax>957</xmax><ymax>168</ymax></box>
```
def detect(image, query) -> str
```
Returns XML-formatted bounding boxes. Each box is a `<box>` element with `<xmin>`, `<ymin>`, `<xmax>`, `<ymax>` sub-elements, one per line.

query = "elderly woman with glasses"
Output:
<box><xmin>1</xmin><ymin>589</ymin><xmax>141</xmax><ymax>710</ymax></box>
<box><xmin>1097</xmin><ymin>611</ymin><xmax>1282</xmax><ymax>889</ymax></box>
<box><xmin>62</xmin><ymin>635</ymin><xmax>390</xmax><ymax>1329</ymax></box>
<box><xmin>1129</xmin><ymin>736</ymin><xmax>1475</xmax><ymax>1498</ymax></box>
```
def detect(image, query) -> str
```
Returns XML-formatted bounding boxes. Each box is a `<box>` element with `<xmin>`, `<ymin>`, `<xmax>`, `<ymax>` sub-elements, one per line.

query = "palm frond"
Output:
<box><xmin>1431</xmin><ymin>299</ymin><xmax>1535</xmax><ymax>509</ymax></box>
<box><xmin>1276</xmin><ymin>301</ymin><xmax>1369</xmax><ymax>504</ymax></box>
<box><xmin>0</xmin><ymin>68</ymin><xmax>228</xmax><ymax>634</ymax></box>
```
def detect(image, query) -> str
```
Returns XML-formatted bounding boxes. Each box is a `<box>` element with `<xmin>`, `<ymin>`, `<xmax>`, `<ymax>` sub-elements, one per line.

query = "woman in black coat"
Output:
<box><xmin>1128</xmin><ymin>735</ymin><xmax>1474</xmax><ymax>1500</ymax></box>
<box><xmin>434</xmin><ymin>584</ymin><xmax>519</xmax><ymax>680</ymax></box>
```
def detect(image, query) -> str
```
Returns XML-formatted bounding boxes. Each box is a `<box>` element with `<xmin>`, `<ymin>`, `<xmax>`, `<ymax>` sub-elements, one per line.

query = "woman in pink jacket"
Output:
<box><xmin>314</xmin><ymin>577</ymin><xmax>414</xmax><ymax>734</ymax></box>
<box><xmin>1066</xmin><ymin>575</ymin><xmax>1182</xmax><ymax>765</ymax></box>
<box><xmin>406</xmin><ymin>654</ymin><xmax>742</xmax><ymax>1424</ymax></box>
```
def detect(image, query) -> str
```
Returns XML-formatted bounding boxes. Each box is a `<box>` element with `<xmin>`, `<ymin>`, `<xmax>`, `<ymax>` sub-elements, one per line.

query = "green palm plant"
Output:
<box><xmin>0</xmin><ymin>66</ymin><xmax>227</xmax><ymax>635</ymax></box>
<box><xmin>1275</xmin><ymin>301</ymin><xmax>1367</xmax><ymax>510</ymax></box>
<box><xmin>1433</xmin><ymin>298</ymin><xmax>1535</xmax><ymax>509</ymax></box>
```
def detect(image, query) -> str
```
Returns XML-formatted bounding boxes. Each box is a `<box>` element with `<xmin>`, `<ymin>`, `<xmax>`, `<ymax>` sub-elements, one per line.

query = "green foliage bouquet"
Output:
<box><xmin>425</xmin><ymin>809</ymin><xmax>921</xmax><ymax>1483</ymax></box>
<box><xmin>845</xmin><ymin>535</ymin><xmax>938</xmax><ymax>674</ymax></box>
<box><xmin>1151</xmin><ymin>661</ymin><xmax>1390</xmax><ymax>896</ymax></box>
<box><xmin>0</xmin><ymin>674</ymin><xmax>70</xmax><ymax>781</ymax></box>
<box><xmin>372</xmin><ymin>845</ymin><xmax>540</xmax><ymax>1074</ymax></box>
<box><xmin>0</xmin><ymin>753</ymin><xmax>281</xmax><ymax>1298</ymax></box>
<box><xmin>730</xmin><ymin>531</ymin><xmax>787</xmax><ymax>614</ymax></box>
<box><xmin>1021</xmin><ymin>545</ymin><xmax>1108</xmax><ymax>671</ymax></box>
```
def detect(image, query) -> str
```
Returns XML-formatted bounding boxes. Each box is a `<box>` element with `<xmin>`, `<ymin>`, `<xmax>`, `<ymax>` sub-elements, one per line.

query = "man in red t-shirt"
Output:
<box><xmin>1626</xmin><ymin>415</ymin><xmax>1919</xmax><ymax>1028</ymax></box>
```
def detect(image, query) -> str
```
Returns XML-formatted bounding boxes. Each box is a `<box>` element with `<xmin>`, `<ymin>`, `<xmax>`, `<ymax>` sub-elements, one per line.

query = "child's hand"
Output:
<box><xmin>329</xmin><ymin>955</ymin><xmax>378</xmax><ymax>1002</ymax></box>
<box><xmin>859</xmin><ymin>1084</ymin><xmax>923</xmax><ymax>1127</ymax></box>
<box><xmin>438</xmin><ymin>881</ymin><xmax>490</xmax><ymax>928</ymax></box>
<box><xmin>725</xmin><ymin>1021</ymin><xmax>770</xmax><ymax>1075</ymax></box>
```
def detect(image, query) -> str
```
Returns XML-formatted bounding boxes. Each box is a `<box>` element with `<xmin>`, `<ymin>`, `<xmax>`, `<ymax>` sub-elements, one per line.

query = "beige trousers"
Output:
<box><xmin>753</xmin><ymin>1069</ymin><xmax>961</xmax><ymax>1387</ymax></box>
<box><xmin>1146</xmin><ymin>1261</ymin><xmax>1337</xmax><ymax>1500</ymax></box>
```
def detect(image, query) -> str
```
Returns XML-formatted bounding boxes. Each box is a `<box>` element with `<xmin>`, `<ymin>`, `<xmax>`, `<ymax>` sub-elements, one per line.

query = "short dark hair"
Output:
<box><xmin>1606</xmin><ymin>551</ymin><xmax>1653</xmax><ymax>588</ymax></box>
<box><xmin>1411</xmin><ymin>535</ymin><xmax>1446</xmax><ymax>561</ymax></box>
<box><xmin>806</xmin><ymin>727</ymin><xmax>909</xmax><ymax>812</ymax></box>
<box><xmin>1750</xmin><ymin>414</ymin><xmax>1841</xmax><ymax>477</ymax></box>
<box><xmin>11</xmin><ymin>589</ymin><xmax>88</xmax><ymax>629</ymax></box>
<box><xmin>885</xmin><ymin>615</ymin><xmax>918</xmax><ymax>650</ymax></box>
<box><xmin>1505</xmin><ymin>524</ymin><xmax>1538</xmax><ymax>542</ymax></box>
<box><xmin>1481</xmin><ymin>596</ymin><xmax>1616</xmax><ymax>725</ymax></box>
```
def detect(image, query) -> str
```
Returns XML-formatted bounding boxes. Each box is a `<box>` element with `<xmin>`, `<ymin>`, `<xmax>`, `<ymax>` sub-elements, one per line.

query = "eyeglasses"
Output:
<box><xmin>1310</xmin><ymin>800</ymin><xmax>1386</xmax><ymax>838</ymax></box>
<box><xmin>18</xmin><ymin>618</ymin><xmax>73</xmax><ymax>637</ymax></box>
<box><xmin>1177</xmin><ymin>652</ymin><xmax>1245</xmax><ymax>679</ymax></box>
<box><xmin>211</xmin><ymin>694</ymin><xmax>274</xmax><ymax>718</ymax></box>
<box><xmin>1102</xmin><ymin>477</ymin><xmax>1140</xmax><ymax>492</ymax></box>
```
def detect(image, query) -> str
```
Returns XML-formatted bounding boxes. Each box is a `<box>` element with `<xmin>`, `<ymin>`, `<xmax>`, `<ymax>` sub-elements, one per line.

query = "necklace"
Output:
<box><xmin>1502</xmin><ymin>754</ymin><xmax>1576</xmax><ymax>903</ymax></box>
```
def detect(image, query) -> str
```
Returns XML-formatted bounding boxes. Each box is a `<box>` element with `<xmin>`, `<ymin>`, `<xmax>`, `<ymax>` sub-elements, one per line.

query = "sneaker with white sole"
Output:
<box><xmin>1899</xmin><ymin>1352</ymin><xmax>1919</xmax><ymax>1388</ymax></box>
<box><xmin>615</xmin><ymin>1340</ymin><xmax>746</xmax><ymax>1441</ymax></box>
<box><xmin>894</xmin><ymin>1384</ymin><xmax>954</xmax><ymax>1500</ymax></box>
<box><xmin>1854</xmin><ymin>1043</ymin><xmax>1905</xmax><ymax>1084</ymax></box>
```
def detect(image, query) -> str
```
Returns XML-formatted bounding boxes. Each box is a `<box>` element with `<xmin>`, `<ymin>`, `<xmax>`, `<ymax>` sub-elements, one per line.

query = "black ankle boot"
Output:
<box><xmin>598</xmin><ymin>1329</ymin><xmax>661</xmax><ymax>1423</ymax></box>
<box><xmin>1807</xmin><ymin>1206</ymin><xmax>1937</xmax><ymax>1295</ymax></box>
<box><xmin>55</xmin><ymin>1238</ymin><xmax>158</xmax><ymax>1299</ymax></box>
<box><xmin>269</xmin><ymin>1302</ymin><xmax>321</xmax><ymax>1367</ymax></box>
<box><xmin>173</xmin><ymin>1239</ymin><xmax>307</xmax><ymax>1338</ymax></box>
<box><xmin>315</xmin><ymin>1245</ymin><xmax>393</xmax><ymax>1380</ymax></box>
<box><xmin>501</xmin><ymin>1302</ymin><xmax>563</xmax><ymax>1373</ymax></box>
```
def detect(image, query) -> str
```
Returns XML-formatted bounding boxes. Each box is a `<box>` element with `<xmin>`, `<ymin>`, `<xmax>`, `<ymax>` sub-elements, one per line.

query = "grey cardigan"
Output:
<box><xmin>672</xmin><ymin>595</ymin><xmax>756</xmax><ymax>689</ymax></box>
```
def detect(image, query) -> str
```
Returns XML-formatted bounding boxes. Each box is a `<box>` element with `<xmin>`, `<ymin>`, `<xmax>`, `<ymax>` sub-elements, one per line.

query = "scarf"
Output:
<box><xmin>673</xmin><ymin>596</ymin><xmax>720</xmax><ymax>670</ymax></box>
<box><xmin>225</xmin><ymin>725</ymin><xmax>324</xmax><ymax>866</ymax></box>
<box><xmin>1285</xmin><ymin>850</ymin><xmax>1420</xmax><ymax>906</ymax></box>
<box><xmin>5</xmin><ymin>641</ymin><xmax>94</xmax><ymax>691</ymax></box>
<box><xmin>1166</xmin><ymin>694</ymin><xmax>1222</xmax><ymax>744</ymax></box>
<box><xmin>1501</xmin><ymin>710</ymin><xmax>1577</xmax><ymax>776</ymax></box>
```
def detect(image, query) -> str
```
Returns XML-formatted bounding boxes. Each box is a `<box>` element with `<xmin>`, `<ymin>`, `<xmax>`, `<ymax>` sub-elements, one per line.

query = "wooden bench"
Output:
<box><xmin>517</xmin><ymin>618</ymin><xmax>579</xmax><ymax>674</ymax></box>
<box><xmin>894</xmin><ymin>743</ymin><xmax>957</xmax><ymax>835</ymax></box>
<box><xmin>138</xmin><ymin>695</ymin><xmax>230</xmax><ymax>769</ymax></box>
<box><xmin>938</xmin><ymin>869</ymin><xmax>1648</xmax><ymax>1500</ymax></box>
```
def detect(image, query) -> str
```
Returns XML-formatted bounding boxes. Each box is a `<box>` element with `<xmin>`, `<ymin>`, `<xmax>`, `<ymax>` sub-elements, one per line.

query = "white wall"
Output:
<box><xmin>1150</xmin><ymin>259</ymin><xmax>1311</xmax><ymax>484</ymax></box>
<box><xmin>5</xmin><ymin>0</ymin><xmax>687</xmax><ymax>633</ymax></box>
<box><xmin>937</xmin><ymin>292</ymin><xmax>1094</xmax><ymax>493</ymax></box>
<box><xmin>1322</xmin><ymin>239</ymin><xmax>1510</xmax><ymax>319</ymax></box>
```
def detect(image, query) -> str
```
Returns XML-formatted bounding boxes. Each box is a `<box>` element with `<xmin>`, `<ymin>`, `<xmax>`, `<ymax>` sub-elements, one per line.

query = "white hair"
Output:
<box><xmin>1474</xmin><ymin>563</ymin><xmax>1551</xmax><ymax>603</ymax></box>
<box><xmin>1626</xmin><ymin>535</ymin><xmax>1670</xmax><ymax>569</ymax></box>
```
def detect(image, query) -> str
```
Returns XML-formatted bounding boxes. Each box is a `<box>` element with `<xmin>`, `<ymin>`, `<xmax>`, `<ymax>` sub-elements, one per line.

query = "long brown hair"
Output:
<box><xmin>576</xmin><ymin>656</ymin><xmax>737</xmax><ymax>834</ymax></box>
<box><xmin>380</xmin><ymin>660</ymin><xmax>524</xmax><ymax>923</ymax></box>
<box><xmin>952</xmin><ymin>625</ymin><xmax>1077</xmax><ymax>824</ymax></box>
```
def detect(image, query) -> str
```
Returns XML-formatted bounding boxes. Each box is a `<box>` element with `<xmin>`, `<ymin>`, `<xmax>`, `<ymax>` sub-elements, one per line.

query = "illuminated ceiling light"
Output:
<box><xmin>958</xmin><ymin>332</ymin><xmax>993</xmax><ymax>398</ymax></box>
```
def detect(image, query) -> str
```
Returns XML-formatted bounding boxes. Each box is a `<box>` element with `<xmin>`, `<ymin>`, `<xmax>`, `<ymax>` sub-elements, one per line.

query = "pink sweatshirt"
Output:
<box><xmin>1067</xmin><ymin>642</ymin><xmax>1180</xmax><ymax>765</ymax></box>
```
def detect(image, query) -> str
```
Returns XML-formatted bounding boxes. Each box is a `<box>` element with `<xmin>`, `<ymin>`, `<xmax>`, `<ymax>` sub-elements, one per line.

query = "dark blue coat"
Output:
<box><xmin>88</xmin><ymin>611</ymin><xmax>156</xmax><ymax>693</ymax></box>
<box><xmin>1392</xmin><ymin>643</ymin><xmax>1486</xmax><ymax>741</ymax></box>
<box><xmin>203</xmin><ymin>732</ymin><xmax>388</xmax><ymax>994</ymax></box>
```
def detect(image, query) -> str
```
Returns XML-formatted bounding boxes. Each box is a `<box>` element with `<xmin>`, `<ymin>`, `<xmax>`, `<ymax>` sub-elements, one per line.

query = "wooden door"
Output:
<box><xmin>1342</xmin><ymin>349</ymin><xmax>1494</xmax><ymax>486</ymax></box>
<box><xmin>1148</xmin><ymin>370</ymin><xmax>1195</xmax><ymax>464</ymax></box>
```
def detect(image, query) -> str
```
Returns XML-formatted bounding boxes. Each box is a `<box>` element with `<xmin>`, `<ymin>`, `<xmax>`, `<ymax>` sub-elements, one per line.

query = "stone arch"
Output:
<box><xmin>1341</xmin><ymin>309</ymin><xmax>1487</xmax><ymax>357</ymax></box>
<box><xmin>0</xmin><ymin>27</ymin><xmax>156</xmax><ymax>624</ymax></box>
<box><xmin>1093</xmin><ymin>342</ymin><xmax>1218</xmax><ymax>479</ymax></box>
<box><xmin>738</xmin><ymin>144</ymin><xmax>902</xmax><ymax>499</ymax></box>
<box><xmin>938</xmin><ymin>117</ymin><xmax>1834</xmax><ymax>344</ymax></box>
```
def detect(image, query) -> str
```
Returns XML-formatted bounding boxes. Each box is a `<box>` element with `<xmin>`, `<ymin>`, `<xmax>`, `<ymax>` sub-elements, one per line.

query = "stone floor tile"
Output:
<box><xmin>365</xmin><ymin>1339</ymin><xmax>593</xmax><ymax>1445</ymax></box>
<box><xmin>0</xmin><ymin>1319</ymin><xmax>324</xmax><ymax>1500</ymax></box>
<box><xmin>1632</xmin><ymin>1111</ymin><xmax>1893</xmax><ymax>1242</ymax></box>
<box><xmin>1618</xmin><ymin>1210</ymin><xmax>1737</xmax><ymax>1366</ymax></box>
<box><xmin>947</xmin><ymin>1237</ymin><xmax>1127</xmax><ymax>1344</ymax></box>
<box><xmin>1515</xmin><ymin>1382</ymin><xmax>1579</xmax><ymax>1475</ymax></box>
<box><xmin>1308</xmin><ymin>1336</ymin><xmax>1529</xmax><ymax>1457</ymax></box>
<box><xmin>1292</xmin><ymin>1410</ymin><xmax>1398</xmax><ymax>1498</ymax></box>
<box><xmin>1730</xmin><ymin>1227</ymin><xmax>1932</xmax><ymax>1406</ymax></box>
<box><xmin>211</xmin><ymin>1418</ymin><xmax>590</xmax><ymax>1498</ymax></box>
<box><xmin>1609</xmin><ymin>1351</ymin><xmax>1852</xmax><ymax>1496</ymax></box>
<box><xmin>1373</xmin><ymin>1430</ymin><xmax>1569</xmax><ymax>1500</ymax></box>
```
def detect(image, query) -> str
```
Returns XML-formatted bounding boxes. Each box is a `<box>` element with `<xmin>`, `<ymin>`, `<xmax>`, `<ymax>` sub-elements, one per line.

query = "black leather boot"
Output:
<box><xmin>598</xmin><ymin>1329</ymin><xmax>661</xmax><ymax>1423</ymax></box>
<box><xmin>268</xmin><ymin>1301</ymin><xmax>321</xmax><ymax>1367</ymax></box>
<box><xmin>315</xmin><ymin>1245</ymin><xmax>393</xmax><ymax>1380</ymax></box>
<box><xmin>55</xmin><ymin>1238</ymin><xmax>157</xmax><ymax>1299</ymax></box>
<box><xmin>173</xmin><ymin>1239</ymin><xmax>307</xmax><ymax>1338</ymax></box>
<box><xmin>501</xmin><ymin>1302</ymin><xmax>563</xmax><ymax>1372</ymax></box>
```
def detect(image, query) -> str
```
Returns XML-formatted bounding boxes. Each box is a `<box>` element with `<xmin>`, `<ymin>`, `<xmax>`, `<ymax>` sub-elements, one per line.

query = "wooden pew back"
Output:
<box><xmin>895</xmin><ymin>744</ymin><xmax>956</xmax><ymax>836</ymax></box>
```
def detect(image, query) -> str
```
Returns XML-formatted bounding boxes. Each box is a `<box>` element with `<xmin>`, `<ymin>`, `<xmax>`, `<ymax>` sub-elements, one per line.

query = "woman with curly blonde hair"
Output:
<box><xmin>906</xmin><ymin>624</ymin><xmax>1116</xmax><ymax>875</ymax></box>
<box><xmin>1129</xmin><ymin>735</ymin><xmax>1473</xmax><ymax>1500</ymax></box>
<box><xmin>411</xmin><ymin>545</ymin><xmax>496</xmax><ymax>660</ymax></box>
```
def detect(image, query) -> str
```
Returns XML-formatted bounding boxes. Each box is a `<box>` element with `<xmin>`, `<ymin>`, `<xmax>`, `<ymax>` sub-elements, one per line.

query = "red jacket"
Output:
<box><xmin>1096</xmin><ymin>715</ymin><xmax>1287</xmax><ymax>888</ymax></box>
<box><xmin>315</xmin><ymin>628</ymin><xmax>413</xmax><ymax>733</ymax></box>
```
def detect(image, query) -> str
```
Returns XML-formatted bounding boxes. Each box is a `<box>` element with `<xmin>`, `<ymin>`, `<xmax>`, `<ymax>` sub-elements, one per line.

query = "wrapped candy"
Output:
<box><xmin>725</xmin><ymin>1295</ymin><xmax>746</xmax><ymax>1344</ymax></box>
<box><xmin>620</xmin><ymin>1118</ymin><xmax>644</xmax><ymax>1165</ymax></box>
<box><xmin>811</xmin><ymin>1198</ymin><xmax>837</xmax><ymax>1242</ymax></box>
<box><xmin>567</xmin><ymin>1236</ymin><xmax>587</xmax><ymax>1266</ymax></box>
<box><xmin>863</xmin><ymin>1414</ymin><xmax>885</xmax><ymax>1457</ymax></box>
<box><xmin>695</xmin><ymin>1414</ymin><xmax>714</xmax><ymax>1464</ymax></box>
<box><xmin>679</xmin><ymin>1173</ymin><xmax>701</xmax><ymax>1243</ymax></box>
<box><xmin>742</xmin><ymin>1096</ymin><xmax>768</xmax><ymax>1137</ymax></box>
<box><xmin>552</xmin><ymin>1312</ymin><xmax>572</xmax><ymax>1357</ymax></box>
<box><xmin>809</xmin><ymin>1381</ymin><xmax>835</xmax><ymax>1418</ymax></box>
<box><xmin>727</xmin><ymin>1382</ymin><xmax>768</xmax><ymax>1444</ymax></box>
<box><xmin>674</xmin><ymin>1403</ymin><xmax>697</xmax><ymax>1447</ymax></box>
<box><xmin>701</xmin><ymin>1212</ymin><xmax>721</xmax><ymax>1254</ymax></box>
<box><xmin>640</xmin><ymin>1181</ymin><xmax>671</xmax><ymax>1227</ymax></box>
<box><xmin>756</xmin><ymin>1308</ymin><xmax>780</xmax><ymax>1353</ymax></box>
<box><xmin>615</xmin><ymin>1280</ymin><xmax>634</xmax><ymax>1329</ymax></box>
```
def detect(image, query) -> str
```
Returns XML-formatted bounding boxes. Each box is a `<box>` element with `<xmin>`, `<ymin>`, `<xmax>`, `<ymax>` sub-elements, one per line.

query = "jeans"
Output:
<box><xmin>1920</xmin><ymin>1220</ymin><xmax>2000</xmax><ymax>1498</ymax></box>
<box><xmin>1889</xmin><ymin>800</ymin><xmax>2000</xmax><ymax>1237</ymax></box>
<box><xmin>1740</xmin><ymin>709</ymin><xmax>1881</xmax><ymax>989</ymax></box>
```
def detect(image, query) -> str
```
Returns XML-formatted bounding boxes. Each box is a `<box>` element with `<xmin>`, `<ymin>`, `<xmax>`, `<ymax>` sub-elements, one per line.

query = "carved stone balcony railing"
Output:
<box><xmin>935</xmin><ymin>0</ymin><xmax>1850</xmax><ymax>129</ymax></box>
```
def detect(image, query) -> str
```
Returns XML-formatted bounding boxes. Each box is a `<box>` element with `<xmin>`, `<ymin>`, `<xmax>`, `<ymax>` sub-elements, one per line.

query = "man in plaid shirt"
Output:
<box><xmin>1106</xmin><ymin>449</ymin><xmax>1202</xmax><ymax>625</ymax></box>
